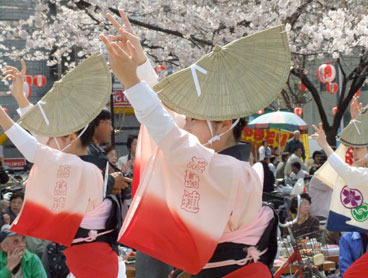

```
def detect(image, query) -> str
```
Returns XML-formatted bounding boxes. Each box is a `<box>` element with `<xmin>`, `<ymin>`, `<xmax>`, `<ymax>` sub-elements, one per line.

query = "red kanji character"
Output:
<box><xmin>54</xmin><ymin>180</ymin><xmax>67</xmax><ymax>195</ymax></box>
<box><xmin>253</xmin><ymin>128</ymin><xmax>265</xmax><ymax>141</ymax></box>
<box><xmin>345</xmin><ymin>147</ymin><xmax>354</xmax><ymax>165</ymax></box>
<box><xmin>278</xmin><ymin>133</ymin><xmax>288</xmax><ymax>147</ymax></box>
<box><xmin>243</xmin><ymin>126</ymin><xmax>254</xmax><ymax>138</ymax></box>
<box><xmin>265</xmin><ymin>130</ymin><xmax>276</xmax><ymax>145</ymax></box>
<box><xmin>181</xmin><ymin>190</ymin><xmax>200</xmax><ymax>213</ymax></box>
<box><xmin>184</xmin><ymin>170</ymin><xmax>200</xmax><ymax>189</ymax></box>
<box><xmin>51</xmin><ymin>197</ymin><xmax>66</xmax><ymax>212</ymax></box>
<box><xmin>187</xmin><ymin>156</ymin><xmax>208</xmax><ymax>174</ymax></box>
<box><xmin>57</xmin><ymin>165</ymin><xmax>71</xmax><ymax>179</ymax></box>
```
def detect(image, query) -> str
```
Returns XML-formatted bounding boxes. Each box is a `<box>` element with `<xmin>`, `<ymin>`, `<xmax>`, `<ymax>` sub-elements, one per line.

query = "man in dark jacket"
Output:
<box><xmin>284</xmin><ymin>130</ymin><xmax>305</xmax><ymax>161</ymax></box>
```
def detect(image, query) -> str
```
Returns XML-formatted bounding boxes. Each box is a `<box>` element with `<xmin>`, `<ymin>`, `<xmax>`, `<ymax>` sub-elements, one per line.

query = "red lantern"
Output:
<box><xmin>326</xmin><ymin>82</ymin><xmax>338</xmax><ymax>94</ymax></box>
<box><xmin>33</xmin><ymin>74</ymin><xmax>46</xmax><ymax>88</ymax></box>
<box><xmin>294</xmin><ymin>107</ymin><xmax>303</xmax><ymax>116</ymax></box>
<box><xmin>257</xmin><ymin>109</ymin><xmax>264</xmax><ymax>115</ymax></box>
<box><xmin>297</xmin><ymin>81</ymin><xmax>307</xmax><ymax>92</ymax></box>
<box><xmin>317</xmin><ymin>63</ymin><xmax>336</xmax><ymax>83</ymax></box>
<box><xmin>355</xmin><ymin>89</ymin><xmax>361</xmax><ymax>97</ymax></box>
<box><xmin>333</xmin><ymin>107</ymin><xmax>338</xmax><ymax>115</ymax></box>
<box><xmin>3</xmin><ymin>108</ymin><xmax>7</xmax><ymax>114</ymax></box>
<box><xmin>25</xmin><ymin>75</ymin><xmax>33</xmax><ymax>86</ymax></box>
<box><xmin>23</xmin><ymin>82</ymin><xmax>32</xmax><ymax>99</ymax></box>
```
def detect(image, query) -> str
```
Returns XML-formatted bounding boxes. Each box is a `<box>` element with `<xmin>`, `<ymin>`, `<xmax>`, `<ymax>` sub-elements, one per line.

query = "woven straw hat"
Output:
<box><xmin>338</xmin><ymin>105</ymin><xmax>368</xmax><ymax>147</ymax></box>
<box><xmin>18</xmin><ymin>53</ymin><xmax>111</xmax><ymax>137</ymax></box>
<box><xmin>154</xmin><ymin>25</ymin><xmax>291</xmax><ymax>120</ymax></box>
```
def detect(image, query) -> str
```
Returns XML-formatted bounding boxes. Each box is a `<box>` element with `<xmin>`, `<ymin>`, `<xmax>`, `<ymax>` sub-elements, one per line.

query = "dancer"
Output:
<box><xmin>1</xmin><ymin>54</ymin><xmax>121</xmax><ymax>278</ymax></box>
<box><xmin>101</xmin><ymin>11</ymin><xmax>291</xmax><ymax>277</ymax></box>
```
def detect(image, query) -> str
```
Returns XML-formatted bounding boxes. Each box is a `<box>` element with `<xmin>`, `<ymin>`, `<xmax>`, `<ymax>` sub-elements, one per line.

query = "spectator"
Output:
<box><xmin>309</xmin><ymin>176</ymin><xmax>333</xmax><ymax>219</ymax></box>
<box><xmin>87</xmin><ymin>109</ymin><xmax>130</xmax><ymax>195</ymax></box>
<box><xmin>103</xmin><ymin>145</ymin><xmax>118</xmax><ymax>166</ymax></box>
<box><xmin>283</xmin><ymin>193</ymin><xmax>320</xmax><ymax>238</ymax></box>
<box><xmin>276</xmin><ymin>152</ymin><xmax>290</xmax><ymax>179</ymax></box>
<box><xmin>268</xmin><ymin>155</ymin><xmax>277</xmax><ymax>178</ymax></box>
<box><xmin>284</xmin><ymin>130</ymin><xmax>306</xmax><ymax>161</ymax></box>
<box><xmin>0</xmin><ymin>160</ymin><xmax>9</xmax><ymax>185</ymax></box>
<box><xmin>309</xmin><ymin>150</ymin><xmax>323</xmax><ymax>175</ymax></box>
<box><xmin>0</xmin><ymin>191</ymin><xmax>23</xmax><ymax>228</ymax></box>
<box><xmin>261</xmin><ymin>157</ymin><xmax>275</xmax><ymax>193</ymax></box>
<box><xmin>339</xmin><ymin>232</ymin><xmax>368</xmax><ymax>277</ymax></box>
<box><xmin>258</xmin><ymin>140</ymin><xmax>271</xmax><ymax>161</ymax></box>
<box><xmin>117</xmin><ymin>134</ymin><xmax>138</xmax><ymax>177</ymax></box>
<box><xmin>289</xmin><ymin>162</ymin><xmax>309</xmax><ymax>180</ymax></box>
<box><xmin>284</xmin><ymin>147</ymin><xmax>308</xmax><ymax>177</ymax></box>
<box><xmin>0</xmin><ymin>225</ymin><xmax>47</xmax><ymax>277</ymax></box>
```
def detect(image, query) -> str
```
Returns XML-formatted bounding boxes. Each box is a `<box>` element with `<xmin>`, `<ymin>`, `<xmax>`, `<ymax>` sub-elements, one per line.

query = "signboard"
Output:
<box><xmin>4</xmin><ymin>158</ymin><xmax>26</xmax><ymax>170</ymax></box>
<box><xmin>111</xmin><ymin>88</ymin><xmax>134</xmax><ymax>115</ymax></box>
<box><xmin>241</xmin><ymin>127</ymin><xmax>294</xmax><ymax>149</ymax></box>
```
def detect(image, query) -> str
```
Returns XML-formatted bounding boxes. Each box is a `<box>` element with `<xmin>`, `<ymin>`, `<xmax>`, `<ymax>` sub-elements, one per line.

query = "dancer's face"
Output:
<box><xmin>183</xmin><ymin>117</ymin><xmax>213</xmax><ymax>145</ymax></box>
<box><xmin>46</xmin><ymin>134</ymin><xmax>75</xmax><ymax>151</ymax></box>
<box><xmin>352</xmin><ymin>146</ymin><xmax>368</xmax><ymax>162</ymax></box>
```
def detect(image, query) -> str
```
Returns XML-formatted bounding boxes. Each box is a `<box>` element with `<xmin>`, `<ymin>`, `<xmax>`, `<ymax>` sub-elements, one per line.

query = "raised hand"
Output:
<box><xmin>106</xmin><ymin>10</ymin><xmax>147</xmax><ymax>66</ymax></box>
<box><xmin>311</xmin><ymin>123</ymin><xmax>328</xmax><ymax>147</ymax></box>
<box><xmin>350</xmin><ymin>95</ymin><xmax>362</xmax><ymax>120</ymax></box>
<box><xmin>100</xmin><ymin>33</ymin><xmax>140</xmax><ymax>89</ymax></box>
<box><xmin>2</xmin><ymin>59</ymin><xmax>30</xmax><ymax>109</ymax></box>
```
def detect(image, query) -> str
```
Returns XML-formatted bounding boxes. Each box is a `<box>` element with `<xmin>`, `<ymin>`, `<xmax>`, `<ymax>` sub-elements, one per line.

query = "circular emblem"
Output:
<box><xmin>351</xmin><ymin>203</ymin><xmax>368</xmax><ymax>223</ymax></box>
<box><xmin>340</xmin><ymin>186</ymin><xmax>364</xmax><ymax>209</ymax></box>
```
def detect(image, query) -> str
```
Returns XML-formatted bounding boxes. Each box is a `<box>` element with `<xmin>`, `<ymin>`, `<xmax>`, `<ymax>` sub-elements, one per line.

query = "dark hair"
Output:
<box><xmin>312</xmin><ymin>151</ymin><xmax>322</xmax><ymax>160</ymax></box>
<box><xmin>290</xmin><ymin>193</ymin><xmax>311</xmax><ymax>214</ymax></box>
<box><xmin>10</xmin><ymin>191</ymin><xmax>24</xmax><ymax>202</ymax></box>
<box><xmin>281</xmin><ymin>152</ymin><xmax>290</xmax><ymax>161</ymax></box>
<box><xmin>270</xmin><ymin>155</ymin><xmax>276</xmax><ymax>164</ymax></box>
<box><xmin>261</xmin><ymin>140</ymin><xmax>267</xmax><ymax>146</ymax></box>
<box><xmin>127</xmin><ymin>134</ymin><xmax>138</xmax><ymax>151</ymax></box>
<box><xmin>294</xmin><ymin>147</ymin><xmax>302</xmax><ymax>153</ymax></box>
<box><xmin>90</xmin><ymin>108</ymin><xmax>112</xmax><ymax>128</ymax></box>
<box><xmin>232</xmin><ymin>118</ymin><xmax>247</xmax><ymax>141</ymax></box>
<box><xmin>75</xmin><ymin>125</ymin><xmax>95</xmax><ymax>148</ymax></box>
<box><xmin>291</xmin><ymin>161</ymin><xmax>301</xmax><ymax>170</ymax></box>
<box><xmin>102</xmin><ymin>144</ymin><xmax>115</xmax><ymax>155</ymax></box>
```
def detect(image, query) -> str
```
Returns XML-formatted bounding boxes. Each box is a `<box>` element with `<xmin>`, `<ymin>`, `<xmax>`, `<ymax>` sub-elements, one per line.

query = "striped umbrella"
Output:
<box><xmin>248</xmin><ymin>111</ymin><xmax>308</xmax><ymax>131</ymax></box>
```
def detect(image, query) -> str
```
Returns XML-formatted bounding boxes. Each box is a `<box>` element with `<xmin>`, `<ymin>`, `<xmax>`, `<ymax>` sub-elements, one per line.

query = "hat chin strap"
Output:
<box><xmin>203</xmin><ymin>119</ymin><xmax>240</xmax><ymax>147</ymax></box>
<box><xmin>53</xmin><ymin>124</ymin><xmax>89</xmax><ymax>152</ymax></box>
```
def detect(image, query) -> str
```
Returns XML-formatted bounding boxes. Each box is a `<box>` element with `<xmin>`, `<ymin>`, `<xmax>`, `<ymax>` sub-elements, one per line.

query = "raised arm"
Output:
<box><xmin>100</xmin><ymin>23</ymin><xmax>175</xmax><ymax>144</ymax></box>
<box><xmin>312</xmin><ymin>123</ymin><xmax>368</xmax><ymax>182</ymax></box>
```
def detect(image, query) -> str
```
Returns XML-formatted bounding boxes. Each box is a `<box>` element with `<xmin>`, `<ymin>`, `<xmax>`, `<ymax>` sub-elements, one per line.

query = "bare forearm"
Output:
<box><xmin>14</xmin><ymin>94</ymin><xmax>31</xmax><ymax>109</ymax></box>
<box><xmin>0</xmin><ymin>107</ymin><xmax>14</xmax><ymax>132</ymax></box>
<box><xmin>320</xmin><ymin>142</ymin><xmax>334</xmax><ymax>158</ymax></box>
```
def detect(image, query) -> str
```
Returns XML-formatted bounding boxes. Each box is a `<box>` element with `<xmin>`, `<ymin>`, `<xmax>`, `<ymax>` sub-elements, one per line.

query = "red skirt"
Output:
<box><xmin>64</xmin><ymin>242</ymin><xmax>119</xmax><ymax>278</ymax></box>
<box><xmin>344</xmin><ymin>252</ymin><xmax>368</xmax><ymax>278</ymax></box>
<box><xmin>224</xmin><ymin>262</ymin><xmax>272</xmax><ymax>278</ymax></box>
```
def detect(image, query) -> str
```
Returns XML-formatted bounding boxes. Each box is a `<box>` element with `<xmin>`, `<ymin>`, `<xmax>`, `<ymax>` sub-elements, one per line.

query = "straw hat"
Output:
<box><xmin>18</xmin><ymin>53</ymin><xmax>111</xmax><ymax>137</ymax></box>
<box><xmin>338</xmin><ymin>105</ymin><xmax>368</xmax><ymax>147</ymax></box>
<box><xmin>154</xmin><ymin>25</ymin><xmax>291</xmax><ymax>120</ymax></box>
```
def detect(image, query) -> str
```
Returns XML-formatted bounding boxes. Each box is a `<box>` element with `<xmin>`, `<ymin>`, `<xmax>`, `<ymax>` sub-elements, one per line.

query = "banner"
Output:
<box><xmin>300</xmin><ymin>133</ymin><xmax>310</xmax><ymax>163</ymax></box>
<box><xmin>241</xmin><ymin>127</ymin><xmax>293</xmax><ymax>150</ymax></box>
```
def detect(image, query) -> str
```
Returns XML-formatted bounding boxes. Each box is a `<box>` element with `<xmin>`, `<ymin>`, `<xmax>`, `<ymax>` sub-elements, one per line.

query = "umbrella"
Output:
<box><xmin>248</xmin><ymin>111</ymin><xmax>308</xmax><ymax>131</ymax></box>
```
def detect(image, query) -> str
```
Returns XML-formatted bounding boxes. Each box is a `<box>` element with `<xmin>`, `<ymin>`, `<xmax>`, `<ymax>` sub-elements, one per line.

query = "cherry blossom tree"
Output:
<box><xmin>1</xmin><ymin>0</ymin><xmax>367</xmax><ymax>145</ymax></box>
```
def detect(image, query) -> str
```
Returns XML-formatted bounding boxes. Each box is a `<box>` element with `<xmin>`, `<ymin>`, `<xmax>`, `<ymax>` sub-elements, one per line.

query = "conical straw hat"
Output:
<box><xmin>154</xmin><ymin>25</ymin><xmax>290</xmax><ymax>120</ymax></box>
<box><xmin>18</xmin><ymin>53</ymin><xmax>111</xmax><ymax>137</ymax></box>
<box><xmin>338</xmin><ymin>105</ymin><xmax>368</xmax><ymax>147</ymax></box>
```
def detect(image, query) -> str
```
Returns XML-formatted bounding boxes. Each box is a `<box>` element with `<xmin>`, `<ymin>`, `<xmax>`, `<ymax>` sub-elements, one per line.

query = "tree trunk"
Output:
<box><xmin>324</xmin><ymin>125</ymin><xmax>338</xmax><ymax>148</ymax></box>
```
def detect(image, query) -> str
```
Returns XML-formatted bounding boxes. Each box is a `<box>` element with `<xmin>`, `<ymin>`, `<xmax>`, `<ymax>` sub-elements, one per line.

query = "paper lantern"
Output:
<box><xmin>297</xmin><ymin>81</ymin><xmax>307</xmax><ymax>92</ymax></box>
<box><xmin>317</xmin><ymin>63</ymin><xmax>336</xmax><ymax>83</ymax></box>
<box><xmin>355</xmin><ymin>89</ymin><xmax>361</xmax><ymax>97</ymax></box>
<box><xmin>326</xmin><ymin>82</ymin><xmax>338</xmax><ymax>94</ymax></box>
<box><xmin>25</xmin><ymin>75</ymin><xmax>33</xmax><ymax>86</ymax></box>
<box><xmin>3</xmin><ymin>108</ymin><xmax>7</xmax><ymax>114</ymax></box>
<box><xmin>23</xmin><ymin>82</ymin><xmax>32</xmax><ymax>99</ymax></box>
<box><xmin>333</xmin><ymin>107</ymin><xmax>338</xmax><ymax>115</ymax></box>
<box><xmin>294</xmin><ymin>107</ymin><xmax>303</xmax><ymax>116</ymax></box>
<box><xmin>33</xmin><ymin>74</ymin><xmax>46</xmax><ymax>88</ymax></box>
<box><xmin>257</xmin><ymin>109</ymin><xmax>264</xmax><ymax>115</ymax></box>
